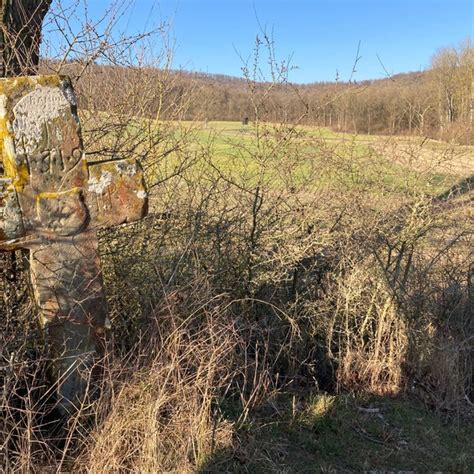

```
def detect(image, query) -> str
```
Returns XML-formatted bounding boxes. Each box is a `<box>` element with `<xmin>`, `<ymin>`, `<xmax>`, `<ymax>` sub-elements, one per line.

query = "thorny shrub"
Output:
<box><xmin>0</xmin><ymin>3</ymin><xmax>473</xmax><ymax>471</ymax></box>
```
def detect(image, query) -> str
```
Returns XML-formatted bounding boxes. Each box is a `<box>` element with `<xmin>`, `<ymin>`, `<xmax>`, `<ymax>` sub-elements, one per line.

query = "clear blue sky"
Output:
<box><xmin>53</xmin><ymin>0</ymin><xmax>473</xmax><ymax>84</ymax></box>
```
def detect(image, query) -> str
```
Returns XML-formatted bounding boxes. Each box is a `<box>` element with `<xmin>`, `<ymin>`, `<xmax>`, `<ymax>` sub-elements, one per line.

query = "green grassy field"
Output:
<box><xmin>85</xmin><ymin>115</ymin><xmax>471</xmax><ymax>201</ymax></box>
<box><xmin>151</xmin><ymin>120</ymin><xmax>470</xmax><ymax>199</ymax></box>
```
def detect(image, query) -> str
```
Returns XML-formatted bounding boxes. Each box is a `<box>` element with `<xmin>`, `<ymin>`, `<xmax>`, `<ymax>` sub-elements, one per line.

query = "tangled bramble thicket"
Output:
<box><xmin>0</xmin><ymin>2</ymin><xmax>473</xmax><ymax>471</ymax></box>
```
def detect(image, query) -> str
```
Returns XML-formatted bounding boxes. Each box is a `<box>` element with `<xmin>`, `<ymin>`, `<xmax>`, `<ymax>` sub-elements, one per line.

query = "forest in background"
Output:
<box><xmin>68</xmin><ymin>37</ymin><xmax>473</xmax><ymax>144</ymax></box>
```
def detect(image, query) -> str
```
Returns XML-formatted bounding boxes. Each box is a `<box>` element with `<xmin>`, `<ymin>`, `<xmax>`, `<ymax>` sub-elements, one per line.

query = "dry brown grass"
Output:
<box><xmin>75</xmin><ymin>287</ymin><xmax>238</xmax><ymax>473</ymax></box>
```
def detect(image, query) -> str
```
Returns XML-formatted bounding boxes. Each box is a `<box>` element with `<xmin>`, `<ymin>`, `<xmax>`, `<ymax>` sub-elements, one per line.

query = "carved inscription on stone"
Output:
<box><xmin>13</xmin><ymin>83</ymin><xmax>84</xmax><ymax>198</ymax></box>
<box><xmin>13</xmin><ymin>86</ymin><xmax>74</xmax><ymax>155</ymax></box>
<box><xmin>26</xmin><ymin>148</ymin><xmax>82</xmax><ymax>174</ymax></box>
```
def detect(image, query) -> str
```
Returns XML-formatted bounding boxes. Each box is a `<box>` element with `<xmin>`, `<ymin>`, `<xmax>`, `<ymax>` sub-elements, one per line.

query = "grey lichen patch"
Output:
<box><xmin>13</xmin><ymin>86</ymin><xmax>71</xmax><ymax>155</ymax></box>
<box><xmin>88</xmin><ymin>170</ymin><xmax>113</xmax><ymax>194</ymax></box>
<box><xmin>60</xmin><ymin>80</ymin><xmax>78</xmax><ymax>108</ymax></box>
<box><xmin>0</xmin><ymin>179</ymin><xmax>24</xmax><ymax>241</ymax></box>
<box><xmin>116</xmin><ymin>161</ymin><xmax>137</xmax><ymax>176</ymax></box>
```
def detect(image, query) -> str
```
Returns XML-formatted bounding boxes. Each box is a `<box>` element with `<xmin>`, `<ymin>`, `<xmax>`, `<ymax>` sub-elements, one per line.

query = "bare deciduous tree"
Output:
<box><xmin>0</xmin><ymin>0</ymin><xmax>52</xmax><ymax>76</ymax></box>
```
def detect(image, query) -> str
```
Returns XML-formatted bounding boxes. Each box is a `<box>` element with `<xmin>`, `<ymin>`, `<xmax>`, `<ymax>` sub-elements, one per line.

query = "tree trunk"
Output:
<box><xmin>0</xmin><ymin>0</ymin><xmax>52</xmax><ymax>77</ymax></box>
<box><xmin>470</xmin><ymin>78</ymin><xmax>474</xmax><ymax>125</ymax></box>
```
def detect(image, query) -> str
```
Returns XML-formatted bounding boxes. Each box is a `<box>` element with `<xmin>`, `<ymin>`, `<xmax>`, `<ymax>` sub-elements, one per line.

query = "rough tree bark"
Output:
<box><xmin>0</xmin><ymin>0</ymin><xmax>52</xmax><ymax>76</ymax></box>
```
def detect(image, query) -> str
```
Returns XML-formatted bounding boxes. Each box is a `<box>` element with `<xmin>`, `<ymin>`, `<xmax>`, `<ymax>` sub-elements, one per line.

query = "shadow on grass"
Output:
<box><xmin>199</xmin><ymin>393</ymin><xmax>473</xmax><ymax>473</ymax></box>
<box><xmin>435</xmin><ymin>174</ymin><xmax>473</xmax><ymax>201</ymax></box>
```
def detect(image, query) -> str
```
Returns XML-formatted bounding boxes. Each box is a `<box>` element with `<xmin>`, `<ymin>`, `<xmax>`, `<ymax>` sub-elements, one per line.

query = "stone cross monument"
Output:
<box><xmin>0</xmin><ymin>2</ymin><xmax>148</xmax><ymax>412</ymax></box>
<box><xmin>0</xmin><ymin>76</ymin><xmax>148</xmax><ymax>410</ymax></box>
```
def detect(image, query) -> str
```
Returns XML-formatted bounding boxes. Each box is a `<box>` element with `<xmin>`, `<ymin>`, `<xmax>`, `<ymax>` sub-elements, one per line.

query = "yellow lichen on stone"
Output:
<box><xmin>0</xmin><ymin>107</ymin><xmax>29</xmax><ymax>191</ymax></box>
<box><xmin>0</xmin><ymin>94</ymin><xmax>21</xmax><ymax>191</ymax></box>
<box><xmin>0</xmin><ymin>74</ymin><xmax>63</xmax><ymax>97</ymax></box>
<box><xmin>35</xmin><ymin>187</ymin><xmax>82</xmax><ymax>206</ymax></box>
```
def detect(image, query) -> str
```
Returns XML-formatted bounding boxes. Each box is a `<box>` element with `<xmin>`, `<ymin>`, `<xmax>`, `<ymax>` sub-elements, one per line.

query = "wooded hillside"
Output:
<box><xmin>66</xmin><ymin>37</ymin><xmax>473</xmax><ymax>144</ymax></box>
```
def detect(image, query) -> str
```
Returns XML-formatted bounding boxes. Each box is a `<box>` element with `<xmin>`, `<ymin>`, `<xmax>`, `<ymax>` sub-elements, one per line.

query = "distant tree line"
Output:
<box><xmin>61</xmin><ymin>37</ymin><xmax>472</xmax><ymax>144</ymax></box>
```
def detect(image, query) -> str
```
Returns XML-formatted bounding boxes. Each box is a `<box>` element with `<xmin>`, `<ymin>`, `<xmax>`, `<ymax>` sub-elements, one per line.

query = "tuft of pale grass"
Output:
<box><xmin>75</xmin><ymin>287</ymin><xmax>239</xmax><ymax>473</ymax></box>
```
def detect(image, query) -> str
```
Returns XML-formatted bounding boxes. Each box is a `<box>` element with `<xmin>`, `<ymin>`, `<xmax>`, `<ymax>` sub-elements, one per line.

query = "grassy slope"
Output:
<box><xmin>200</xmin><ymin>394</ymin><xmax>474</xmax><ymax>472</ymax></box>
<box><xmin>191</xmin><ymin>121</ymin><xmax>468</xmax><ymax>196</ymax></box>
